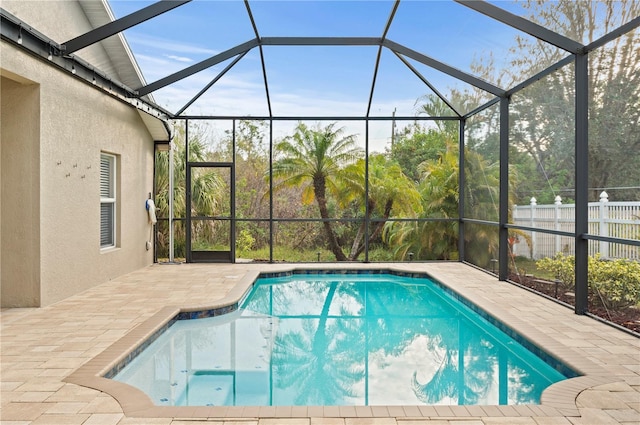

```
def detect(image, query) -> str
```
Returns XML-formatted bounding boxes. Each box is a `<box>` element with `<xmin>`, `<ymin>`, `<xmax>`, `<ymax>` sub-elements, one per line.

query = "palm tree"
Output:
<box><xmin>415</xmin><ymin>94</ymin><xmax>460</xmax><ymax>137</ymax></box>
<box><xmin>383</xmin><ymin>137</ymin><xmax>507</xmax><ymax>262</ymax></box>
<box><xmin>270</xmin><ymin>122</ymin><xmax>363</xmax><ymax>261</ymax></box>
<box><xmin>340</xmin><ymin>154</ymin><xmax>422</xmax><ymax>260</ymax></box>
<box><xmin>384</xmin><ymin>141</ymin><xmax>460</xmax><ymax>260</ymax></box>
<box><xmin>154</xmin><ymin>124</ymin><xmax>225</xmax><ymax>257</ymax></box>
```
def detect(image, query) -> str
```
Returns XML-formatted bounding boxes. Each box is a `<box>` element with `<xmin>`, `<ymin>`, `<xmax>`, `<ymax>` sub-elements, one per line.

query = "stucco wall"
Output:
<box><xmin>1</xmin><ymin>0</ymin><xmax>121</xmax><ymax>81</ymax></box>
<box><xmin>1</xmin><ymin>45</ymin><xmax>155</xmax><ymax>307</ymax></box>
<box><xmin>1</xmin><ymin>75</ymin><xmax>41</xmax><ymax>307</ymax></box>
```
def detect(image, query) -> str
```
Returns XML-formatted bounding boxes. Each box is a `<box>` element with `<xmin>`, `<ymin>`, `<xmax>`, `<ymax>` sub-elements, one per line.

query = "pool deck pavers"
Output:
<box><xmin>1</xmin><ymin>262</ymin><xmax>639</xmax><ymax>425</ymax></box>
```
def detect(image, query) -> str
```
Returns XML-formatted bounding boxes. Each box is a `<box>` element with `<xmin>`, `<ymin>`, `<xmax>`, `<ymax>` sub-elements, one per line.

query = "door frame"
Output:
<box><xmin>186</xmin><ymin>162</ymin><xmax>235</xmax><ymax>263</ymax></box>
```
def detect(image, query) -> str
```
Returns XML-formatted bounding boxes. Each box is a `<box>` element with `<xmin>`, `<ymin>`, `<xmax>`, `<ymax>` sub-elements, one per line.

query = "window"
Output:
<box><xmin>100</xmin><ymin>153</ymin><xmax>116</xmax><ymax>249</ymax></box>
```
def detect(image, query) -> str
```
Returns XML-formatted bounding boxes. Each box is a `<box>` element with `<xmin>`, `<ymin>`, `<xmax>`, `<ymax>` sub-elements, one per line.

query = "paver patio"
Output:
<box><xmin>1</xmin><ymin>262</ymin><xmax>639</xmax><ymax>424</ymax></box>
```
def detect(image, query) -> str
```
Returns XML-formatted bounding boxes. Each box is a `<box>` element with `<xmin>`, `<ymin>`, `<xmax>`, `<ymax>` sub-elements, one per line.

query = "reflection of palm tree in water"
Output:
<box><xmin>272</xmin><ymin>282</ymin><xmax>365</xmax><ymax>405</ymax></box>
<box><xmin>411</xmin><ymin>324</ymin><xmax>496</xmax><ymax>405</ymax></box>
<box><xmin>412</xmin><ymin>322</ymin><xmax>545</xmax><ymax>405</ymax></box>
<box><xmin>268</xmin><ymin>278</ymin><xmax>505</xmax><ymax>405</ymax></box>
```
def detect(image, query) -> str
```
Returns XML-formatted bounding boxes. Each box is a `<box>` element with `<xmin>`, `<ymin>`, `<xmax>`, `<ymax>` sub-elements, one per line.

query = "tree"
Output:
<box><xmin>384</xmin><ymin>141</ymin><xmax>461</xmax><ymax>260</ymax></box>
<box><xmin>472</xmin><ymin>0</ymin><xmax>640</xmax><ymax>201</ymax></box>
<box><xmin>154</xmin><ymin>123</ymin><xmax>225</xmax><ymax>257</ymax></box>
<box><xmin>270</xmin><ymin>122</ymin><xmax>363</xmax><ymax>261</ymax></box>
<box><xmin>227</xmin><ymin>121</ymin><xmax>271</xmax><ymax>249</ymax></box>
<box><xmin>415</xmin><ymin>94</ymin><xmax>460</xmax><ymax>138</ymax></box>
<box><xmin>387</xmin><ymin>121</ymin><xmax>449</xmax><ymax>182</ymax></box>
<box><xmin>226</xmin><ymin>120</ymin><xmax>270</xmax><ymax>218</ymax></box>
<box><xmin>384</xmin><ymin>136</ymin><xmax>518</xmax><ymax>265</ymax></box>
<box><xmin>340</xmin><ymin>154</ymin><xmax>422</xmax><ymax>260</ymax></box>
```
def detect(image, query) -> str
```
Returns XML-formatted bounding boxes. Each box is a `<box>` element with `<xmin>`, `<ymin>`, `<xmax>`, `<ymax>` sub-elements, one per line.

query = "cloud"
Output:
<box><xmin>134</xmin><ymin>52</ymin><xmax>249</xmax><ymax>88</ymax></box>
<box><xmin>135</xmin><ymin>54</ymin><xmax>183</xmax><ymax>81</ymax></box>
<box><xmin>125</xmin><ymin>32</ymin><xmax>219</xmax><ymax>57</ymax></box>
<box><xmin>165</xmin><ymin>55</ymin><xmax>193</xmax><ymax>63</ymax></box>
<box><xmin>132</xmin><ymin>42</ymin><xmax>422</xmax><ymax>154</ymax></box>
<box><xmin>145</xmin><ymin>61</ymin><xmax>421</xmax><ymax>153</ymax></box>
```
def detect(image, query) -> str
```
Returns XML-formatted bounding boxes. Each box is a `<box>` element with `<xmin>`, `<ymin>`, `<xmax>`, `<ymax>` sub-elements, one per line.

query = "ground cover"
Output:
<box><xmin>509</xmin><ymin>272</ymin><xmax>640</xmax><ymax>335</ymax></box>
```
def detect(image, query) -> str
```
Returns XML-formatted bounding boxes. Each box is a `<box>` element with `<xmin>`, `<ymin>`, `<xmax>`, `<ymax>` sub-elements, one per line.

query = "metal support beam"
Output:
<box><xmin>381</xmin><ymin>0</ymin><xmax>400</xmax><ymax>40</ymax></box>
<box><xmin>384</xmin><ymin>40</ymin><xmax>506</xmax><ymax>97</ymax></box>
<box><xmin>231</xmin><ymin>121</ymin><xmax>237</xmax><ymax>263</ymax></box>
<box><xmin>260</xmin><ymin>37</ymin><xmax>382</xmax><ymax>46</ymax></box>
<box><xmin>244</xmin><ymin>0</ymin><xmax>260</xmax><ymax>39</ymax></box>
<box><xmin>364</xmin><ymin>120</ymin><xmax>370</xmax><ymax>262</ymax></box>
<box><xmin>269</xmin><ymin>120</ymin><xmax>274</xmax><ymax>263</ymax></box>
<box><xmin>175</xmin><ymin>51</ymin><xmax>248</xmax><ymax>116</ymax></box>
<box><xmin>585</xmin><ymin>15</ymin><xmax>640</xmax><ymax>53</ymax></box>
<box><xmin>185</xmin><ymin>120</ymin><xmax>192</xmax><ymax>262</ymax></box>
<box><xmin>498</xmin><ymin>97</ymin><xmax>510</xmax><ymax>280</ymax></box>
<box><xmin>506</xmin><ymin>54</ymin><xmax>575</xmax><ymax>97</ymax></box>
<box><xmin>462</xmin><ymin>96</ymin><xmax>501</xmax><ymax>119</ymax></box>
<box><xmin>366</xmin><ymin>47</ymin><xmax>384</xmax><ymax>117</ymax></box>
<box><xmin>244</xmin><ymin>0</ymin><xmax>272</xmax><ymax>117</ymax></box>
<box><xmin>1</xmin><ymin>8</ymin><xmax>62</xmax><ymax>55</ymax></box>
<box><xmin>62</xmin><ymin>0</ymin><xmax>192</xmax><ymax>55</ymax></box>
<box><xmin>1</xmin><ymin>9</ymin><xmax>171</xmax><ymax>121</ymax></box>
<box><xmin>458</xmin><ymin>119</ymin><xmax>466</xmax><ymax>262</ymax></box>
<box><xmin>394</xmin><ymin>52</ymin><xmax>461</xmax><ymax>117</ymax></box>
<box><xmin>176</xmin><ymin>115</ymin><xmax>459</xmax><ymax>121</ymax></box>
<box><xmin>365</xmin><ymin>1</ymin><xmax>399</xmax><ymax>117</ymax></box>
<box><xmin>168</xmin><ymin>139</ymin><xmax>175</xmax><ymax>262</ymax></box>
<box><xmin>574</xmin><ymin>53</ymin><xmax>589</xmax><ymax>314</ymax></box>
<box><xmin>136</xmin><ymin>39</ymin><xmax>260</xmax><ymax>96</ymax></box>
<box><xmin>455</xmin><ymin>0</ymin><xmax>584</xmax><ymax>53</ymax></box>
<box><xmin>258</xmin><ymin>45</ymin><xmax>273</xmax><ymax>117</ymax></box>
<box><xmin>584</xmin><ymin>234</ymin><xmax>640</xmax><ymax>247</ymax></box>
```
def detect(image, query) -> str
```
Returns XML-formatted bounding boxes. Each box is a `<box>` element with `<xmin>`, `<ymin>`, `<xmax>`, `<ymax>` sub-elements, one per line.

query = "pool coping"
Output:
<box><xmin>64</xmin><ymin>265</ymin><xmax>618</xmax><ymax>419</ymax></box>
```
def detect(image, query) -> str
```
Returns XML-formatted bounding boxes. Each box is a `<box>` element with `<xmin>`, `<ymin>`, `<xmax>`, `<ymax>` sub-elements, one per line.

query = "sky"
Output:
<box><xmin>105</xmin><ymin>0</ymin><xmax>568</xmax><ymax>151</ymax></box>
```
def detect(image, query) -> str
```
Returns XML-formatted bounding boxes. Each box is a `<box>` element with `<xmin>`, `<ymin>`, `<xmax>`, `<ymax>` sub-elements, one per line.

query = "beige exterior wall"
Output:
<box><xmin>1</xmin><ymin>0</ymin><xmax>122</xmax><ymax>80</ymax></box>
<box><xmin>1</xmin><ymin>2</ymin><xmax>157</xmax><ymax>307</ymax></box>
<box><xmin>2</xmin><ymin>1</ymin><xmax>92</xmax><ymax>39</ymax></box>
<box><xmin>1</xmin><ymin>74</ymin><xmax>41</xmax><ymax>307</ymax></box>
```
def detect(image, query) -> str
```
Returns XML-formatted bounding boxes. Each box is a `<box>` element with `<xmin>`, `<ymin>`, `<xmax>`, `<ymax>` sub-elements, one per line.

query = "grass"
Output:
<box><xmin>237</xmin><ymin>245</ymin><xmax>399</xmax><ymax>262</ymax></box>
<box><xmin>237</xmin><ymin>246</ymin><xmax>334</xmax><ymax>262</ymax></box>
<box><xmin>164</xmin><ymin>245</ymin><xmax>553</xmax><ymax>274</ymax></box>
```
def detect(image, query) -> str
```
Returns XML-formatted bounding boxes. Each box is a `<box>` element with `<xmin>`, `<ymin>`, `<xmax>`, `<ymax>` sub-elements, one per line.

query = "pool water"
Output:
<box><xmin>113</xmin><ymin>273</ymin><xmax>573</xmax><ymax>406</ymax></box>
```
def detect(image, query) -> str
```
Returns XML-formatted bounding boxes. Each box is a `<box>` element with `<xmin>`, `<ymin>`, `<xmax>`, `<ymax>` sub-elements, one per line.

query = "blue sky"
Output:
<box><xmin>106</xmin><ymin>0</ymin><xmax>564</xmax><ymax>150</ymax></box>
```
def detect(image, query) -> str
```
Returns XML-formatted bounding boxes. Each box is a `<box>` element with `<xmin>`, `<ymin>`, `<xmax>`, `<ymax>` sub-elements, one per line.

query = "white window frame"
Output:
<box><xmin>100</xmin><ymin>153</ymin><xmax>117</xmax><ymax>249</ymax></box>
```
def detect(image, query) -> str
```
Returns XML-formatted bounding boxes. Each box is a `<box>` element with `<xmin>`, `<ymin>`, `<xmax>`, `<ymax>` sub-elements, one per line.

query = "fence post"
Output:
<box><xmin>599</xmin><ymin>191</ymin><xmax>609</xmax><ymax>259</ymax></box>
<box><xmin>530</xmin><ymin>197</ymin><xmax>536</xmax><ymax>259</ymax></box>
<box><xmin>554</xmin><ymin>196</ymin><xmax>562</xmax><ymax>254</ymax></box>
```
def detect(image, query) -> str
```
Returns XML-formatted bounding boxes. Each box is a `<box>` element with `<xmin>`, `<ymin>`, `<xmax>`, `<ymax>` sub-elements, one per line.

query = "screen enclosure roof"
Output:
<box><xmin>2</xmin><ymin>0</ymin><xmax>639</xmax><ymax>120</ymax></box>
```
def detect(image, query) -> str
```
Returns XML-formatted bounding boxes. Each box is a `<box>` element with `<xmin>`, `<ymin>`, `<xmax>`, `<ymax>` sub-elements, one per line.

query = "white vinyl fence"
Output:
<box><xmin>511</xmin><ymin>192</ymin><xmax>640</xmax><ymax>260</ymax></box>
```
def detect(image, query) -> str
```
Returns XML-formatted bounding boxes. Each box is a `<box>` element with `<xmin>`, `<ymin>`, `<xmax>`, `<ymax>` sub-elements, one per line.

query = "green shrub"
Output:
<box><xmin>589</xmin><ymin>255</ymin><xmax>640</xmax><ymax>309</ymax></box>
<box><xmin>536</xmin><ymin>253</ymin><xmax>575</xmax><ymax>291</ymax></box>
<box><xmin>237</xmin><ymin>229</ymin><xmax>256</xmax><ymax>252</ymax></box>
<box><xmin>366</xmin><ymin>246</ymin><xmax>395</xmax><ymax>262</ymax></box>
<box><xmin>536</xmin><ymin>253</ymin><xmax>640</xmax><ymax>309</ymax></box>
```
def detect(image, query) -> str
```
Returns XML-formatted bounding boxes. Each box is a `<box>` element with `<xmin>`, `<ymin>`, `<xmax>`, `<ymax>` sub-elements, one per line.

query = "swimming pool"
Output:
<box><xmin>112</xmin><ymin>271</ymin><xmax>577</xmax><ymax>406</ymax></box>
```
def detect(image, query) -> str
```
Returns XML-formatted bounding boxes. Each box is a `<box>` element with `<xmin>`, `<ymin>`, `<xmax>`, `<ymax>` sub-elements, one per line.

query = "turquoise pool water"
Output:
<box><xmin>113</xmin><ymin>272</ymin><xmax>575</xmax><ymax>406</ymax></box>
